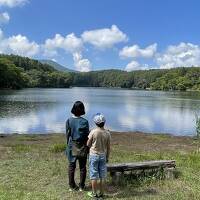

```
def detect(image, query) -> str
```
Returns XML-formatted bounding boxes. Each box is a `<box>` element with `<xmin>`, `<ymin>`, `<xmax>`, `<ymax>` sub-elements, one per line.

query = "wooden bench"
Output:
<box><xmin>107</xmin><ymin>160</ymin><xmax>176</xmax><ymax>184</ymax></box>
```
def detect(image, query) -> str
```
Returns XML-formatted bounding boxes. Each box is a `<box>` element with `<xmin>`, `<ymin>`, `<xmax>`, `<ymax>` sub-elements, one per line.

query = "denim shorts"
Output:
<box><xmin>89</xmin><ymin>154</ymin><xmax>107</xmax><ymax>180</ymax></box>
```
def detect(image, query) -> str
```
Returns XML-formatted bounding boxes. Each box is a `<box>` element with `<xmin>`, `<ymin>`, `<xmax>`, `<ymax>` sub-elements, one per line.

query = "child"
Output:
<box><xmin>87</xmin><ymin>113</ymin><xmax>111</xmax><ymax>199</ymax></box>
<box><xmin>66</xmin><ymin>101</ymin><xmax>89</xmax><ymax>191</ymax></box>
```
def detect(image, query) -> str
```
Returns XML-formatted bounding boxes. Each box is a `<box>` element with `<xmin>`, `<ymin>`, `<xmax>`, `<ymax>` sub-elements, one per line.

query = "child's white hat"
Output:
<box><xmin>93</xmin><ymin>113</ymin><xmax>106</xmax><ymax>124</ymax></box>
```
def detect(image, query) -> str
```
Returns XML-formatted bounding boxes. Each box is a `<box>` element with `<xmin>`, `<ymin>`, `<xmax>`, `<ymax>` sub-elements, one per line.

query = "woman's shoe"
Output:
<box><xmin>79</xmin><ymin>184</ymin><xmax>86</xmax><ymax>192</ymax></box>
<box><xmin>69</xmin><ymin>185</ymin><xmax>79</xmax><ymax>192</ymax></box>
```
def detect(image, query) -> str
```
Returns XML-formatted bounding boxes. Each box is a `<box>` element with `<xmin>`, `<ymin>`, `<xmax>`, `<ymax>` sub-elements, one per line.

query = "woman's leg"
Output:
<box><xmin>68</xmin><ymin>160</ymin><xmax>77</xmax><ymax>188</ymax></box>
<box><xmin>78</xmin><ymin>157</ymin><xmax>87</xmax><ymax>188</ymax></box>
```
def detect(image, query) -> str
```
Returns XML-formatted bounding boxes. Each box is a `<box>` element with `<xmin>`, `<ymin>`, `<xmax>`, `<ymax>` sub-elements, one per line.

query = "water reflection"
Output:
<box><xmin>0</xmin><ymin>88</ymin><xmax>199</xmax><ymax>135</ymax></box>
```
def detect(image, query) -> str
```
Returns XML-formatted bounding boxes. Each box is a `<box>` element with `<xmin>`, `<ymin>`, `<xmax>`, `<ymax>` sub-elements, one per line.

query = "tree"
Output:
<box><xmin>0</xmin><ymin>58</ymin><xmax>26</xmax><ymax>89</ymax></box>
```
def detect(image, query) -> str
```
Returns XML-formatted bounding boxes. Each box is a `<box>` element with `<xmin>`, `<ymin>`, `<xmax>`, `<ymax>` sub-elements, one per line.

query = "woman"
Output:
<box><xmin>66</xmin><ymin>101</ymin><xmax>89</xmax><ymax>191</ymax></box>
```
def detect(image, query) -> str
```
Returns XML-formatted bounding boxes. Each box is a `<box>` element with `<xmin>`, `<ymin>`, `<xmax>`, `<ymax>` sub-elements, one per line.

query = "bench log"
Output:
<box><xmin>107</xmin><ymin>160</ymin><xmax>176</xmax><ymax>185</ymax></box>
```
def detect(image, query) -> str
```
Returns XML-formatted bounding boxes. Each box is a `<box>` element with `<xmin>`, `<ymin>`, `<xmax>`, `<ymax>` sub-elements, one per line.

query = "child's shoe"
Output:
<box><xmin>87</xmin><ymin>191</ymin><xmax>98</xmax><ymax>199</ymax></box>
<box><xmin>98</xmin><ymin>193</ymin><xmax>104</xmax><ymax>199</ymax></box>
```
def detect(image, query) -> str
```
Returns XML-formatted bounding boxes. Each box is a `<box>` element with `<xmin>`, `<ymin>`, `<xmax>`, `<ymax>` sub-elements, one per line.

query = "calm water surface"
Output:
<box><xmin>0</xmin><ymin>88</ymin><xmax>200</xmax><ymax>136</ymax></box>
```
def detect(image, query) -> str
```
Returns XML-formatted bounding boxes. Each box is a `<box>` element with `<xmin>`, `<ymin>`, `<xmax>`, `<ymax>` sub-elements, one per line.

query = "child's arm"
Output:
<box><xmin>87</xmin><ymin>131</ymin><xmax>93</xmax><ymax>148</ymax></box>
<box><xmin>106</xmin><ymin>134</ymin><xmax>111</xmax><ymax>163</ymax></box>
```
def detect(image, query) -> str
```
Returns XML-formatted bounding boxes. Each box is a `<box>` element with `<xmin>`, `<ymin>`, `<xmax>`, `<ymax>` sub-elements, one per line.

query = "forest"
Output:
<box><xmin>0</xmin><ymin>54</ymin><xmax>200</xmax><ymax>91</ymax></box>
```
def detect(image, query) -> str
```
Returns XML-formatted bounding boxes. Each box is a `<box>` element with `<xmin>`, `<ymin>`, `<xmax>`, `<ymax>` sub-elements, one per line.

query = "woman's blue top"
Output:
<box><xmin>66</xmin><ymin>116</ymin><xmax>89</xmax><ymax>162</ymax></box>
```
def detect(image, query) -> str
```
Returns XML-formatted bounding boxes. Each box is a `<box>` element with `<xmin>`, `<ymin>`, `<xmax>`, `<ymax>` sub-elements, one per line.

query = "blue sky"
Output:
<box><xmin>0</xmin><ymin>0</ymin><xmax>200</xmax><ymax>71</ymax></box>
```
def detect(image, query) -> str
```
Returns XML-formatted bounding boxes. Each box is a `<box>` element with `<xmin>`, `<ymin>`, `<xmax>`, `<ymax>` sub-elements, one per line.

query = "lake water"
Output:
<box><xmin>0</xmin><ymin>88</ymin><xmax>200</xmax><ymax>136</ymax></box>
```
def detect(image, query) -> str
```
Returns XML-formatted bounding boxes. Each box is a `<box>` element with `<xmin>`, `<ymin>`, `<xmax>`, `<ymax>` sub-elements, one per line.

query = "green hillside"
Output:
<box><xmin>72</xmin><ymin>67</ymin><xmax>200</xmax><ymax>91</ymax></box>
<box><xmin>0</xmin><ymin>54</ymin><xmax>200</xmax><ymax>91</ymax></box>
<box><xmin>0</xmin><ymin>54</ymin><xmax>73</xmax><ymax>89</ymax></box>
<box><xmin>40</xmin><ymin>59</ymin><xmax>76</xmax><ymax>73</ymax></box>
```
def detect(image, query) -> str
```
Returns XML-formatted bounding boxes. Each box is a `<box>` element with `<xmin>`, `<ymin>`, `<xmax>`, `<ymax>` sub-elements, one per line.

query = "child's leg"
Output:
<box><xmin>91</xmin><ymin>179</ymin><xmax>98</xmax><ymax>194</ymax></box>
<box><xmin>99</xmin><ymin>179</ymin><xmax>105</xmax><ymax>195</ymax></box>
<box><xmin>99</xmin><ymin>154</ymin><xmax>107</xmax><ymax>196</ymax></box>
<box><xmin>88</xmin><ymin>154</ymin><xmax>99</xmax><ymax>196</ymax></box>
<box><xmin>87</xmin><ymin>179</ymin><xmax>98</xmax><ymax>198</ymax></box>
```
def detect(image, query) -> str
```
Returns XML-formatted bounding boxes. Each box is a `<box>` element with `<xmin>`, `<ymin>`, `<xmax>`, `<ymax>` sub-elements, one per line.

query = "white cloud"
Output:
<box><xmin>7</xmin><ymin>35</ymin><xmax>39</xmax><ymax>56</ymax></box>
<box><xmin>81</xmin><ymin>25</ymin><xmax>128</xmax><ymax>49</ymax></box>
<box><xmin>125</xmin><ymin>60</ymin><xmax>140</xmax><ymax>71</ymax></box>
<box><xmin>51</xmin><ymin>58</ymin><xmax>57</xmax><ymax>62</ymax></box>
<box><xmin>125</xmin><ymin>60</ymin><xmax>149</xmax><ymax>71</ymax></box>
<box><xmin>0</xmin><ymin>0</ymin><xmax>28</xmax><ymax>7</ymax></box>
<box><xmin>0</xmin><ymin>12</ymin><xmax>9</xmax><ymax>24</ymax></box>
<box><xmin>73</xmin><ymin>52</ymin><xmax>91</xmax><ymax>72</ymax></box>
<box><xmin>122</xmin><ymin>42</ymin><xmax>200</xmax><ymax>70</ymax></box>
<box><xmin>44</xmin><ymin>33</ymin><xmax>83</xmax><ymax>56</ymax></box>
<box><xmin>0</xmin><ymin>30</ymin><xmax>40</xmax><ymax>56</ymax></box>
<box><xmin>119</xmin><ymin>43</ymin><xmax>157</xmax><ymax>58</ymax></box>
<box><xmin>43</xmin><ymin>33</ymin><xmax>91</xmax><ymax>71</ymax></box>
<box><xmin>0</xmin><ymin>29</ymin><xmax>93</xmax><ymax>71</ymax></box>
<box><xmin>156</xmin><ymin>42</ymin><xmax>200</xmax><ymax>69</ymax></box>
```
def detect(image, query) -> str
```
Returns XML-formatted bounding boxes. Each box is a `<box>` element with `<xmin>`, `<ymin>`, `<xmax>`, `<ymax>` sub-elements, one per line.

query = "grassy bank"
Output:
<box><xmin>1</xmin><ymin>132</ymin><xmax>200</xmax><ymax>200</ymax></box>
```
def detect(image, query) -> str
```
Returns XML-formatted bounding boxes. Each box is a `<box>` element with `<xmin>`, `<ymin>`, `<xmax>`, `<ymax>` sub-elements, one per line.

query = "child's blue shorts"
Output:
<box><xmin>89</xmin><ymin>154</ymin><xmax>107</xmax><ymax>180</ymax></box>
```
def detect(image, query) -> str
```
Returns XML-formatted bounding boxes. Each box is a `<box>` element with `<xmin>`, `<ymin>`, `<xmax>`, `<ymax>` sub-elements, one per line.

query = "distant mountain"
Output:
<box><xmin>40</xmin><ymin>60</ymin><xmax>77</xmax><ymax>72</ymax></box>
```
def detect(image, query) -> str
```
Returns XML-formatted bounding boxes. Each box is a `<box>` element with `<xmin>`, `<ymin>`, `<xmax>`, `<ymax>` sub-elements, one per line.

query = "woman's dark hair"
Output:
<box><xmin>71</xmin><ymin>101</ymin><xmax>85</xmax><ymax>116</ymax></box>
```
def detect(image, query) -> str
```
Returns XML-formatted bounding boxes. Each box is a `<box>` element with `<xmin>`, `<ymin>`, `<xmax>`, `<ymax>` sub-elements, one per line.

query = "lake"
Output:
<box><xmin>0</xmin><ymin>88</ymin><xmax>200</xmax><ymax>136</ymax></box>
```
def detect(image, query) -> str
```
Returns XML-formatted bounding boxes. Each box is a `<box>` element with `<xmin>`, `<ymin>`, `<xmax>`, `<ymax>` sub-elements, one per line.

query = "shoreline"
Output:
<box><xmin>0</xmin><ymin>130</ymin><xmax>196</xmax><ymax>139</ymax></box>
<box><xmin>0</xmin><ymin>131</ymin><xmax>198</xmax><ymax>154</ymax></box>
<box><xmin>1</xmin><ymin>86</ymin><xmax>200</xmax><ymax>92</ymax></box>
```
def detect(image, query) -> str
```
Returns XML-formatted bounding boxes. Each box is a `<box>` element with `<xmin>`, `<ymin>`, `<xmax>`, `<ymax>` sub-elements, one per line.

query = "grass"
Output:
<box><xmin>1</xmin><ymin>132</ymin><xmax>200</xmax><ymax>199</ymax></box>
<box><xmin>49</xmin><ymin>143</ymin><xmax>66</xmax><ymax>153</ymax></box>
<box><xmin>11</xmin><ymin>144</ymin><xmax>31</xmax><ymax>153</ymax></box>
